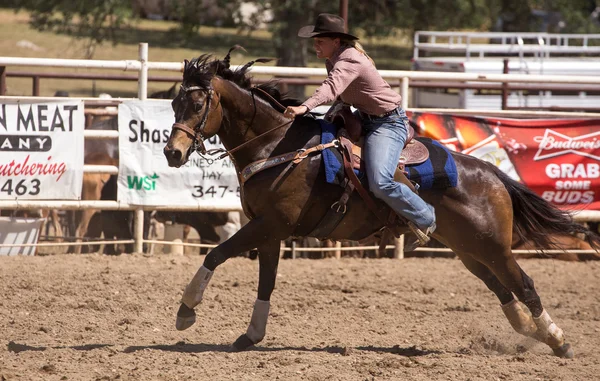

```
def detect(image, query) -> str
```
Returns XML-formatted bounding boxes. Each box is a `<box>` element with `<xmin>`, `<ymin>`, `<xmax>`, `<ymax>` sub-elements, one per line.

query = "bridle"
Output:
<box><xmin>171</xmin><ymin>83</ymin><xmax>297</xmax><ymax>160</ymax></box>
<box><xmin>171</xmin><ymin>85</ymin><xmax>216</xmax><ymax>155</ymax></box>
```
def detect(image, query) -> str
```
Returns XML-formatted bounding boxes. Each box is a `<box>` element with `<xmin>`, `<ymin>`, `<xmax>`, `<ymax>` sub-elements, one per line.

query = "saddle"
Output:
<box><xmin>324</xmin><ymin>100</ymin><xmax>429</xmax><ymax>184</ymax></box>
<box><xmin>310</xmin><ymin>103</ymin><xmax>430</xmax><ymax>245</ymax></box>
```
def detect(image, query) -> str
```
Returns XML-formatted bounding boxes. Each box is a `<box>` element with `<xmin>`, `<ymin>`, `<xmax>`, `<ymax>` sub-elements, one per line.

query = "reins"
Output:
<box><xmin>223</xmin><ymin>119</ymin><xmax>294</xmax><ymax>158</ymax></box>
<box><xmin>176</xmin><ymin>83</ymin><xmax>310</xmax><ymax>162</ymax></box>
<box><xmin>203</xmin><ymin>86</ymin><xmax>295</xmax><ymax>159</ymax></box>
<box><xmin>251</xmin><ymin>87</ymin><xmax>288</xmax><ymax>112</ymax></box>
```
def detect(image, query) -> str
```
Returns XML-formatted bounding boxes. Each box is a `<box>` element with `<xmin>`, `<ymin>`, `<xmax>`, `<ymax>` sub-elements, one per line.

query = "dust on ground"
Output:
<box><xmin>1</xmin><ymin>254</ymin><xmax>599</xmax><ymax>380</ymax></box>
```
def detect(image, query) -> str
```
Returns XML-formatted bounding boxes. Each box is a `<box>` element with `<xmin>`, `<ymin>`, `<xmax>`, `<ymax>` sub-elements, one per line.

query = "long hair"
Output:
<box><xmin>341</xmin><ymin>39</ymin><xmax>375</xmax><ymax>67</ymax></box>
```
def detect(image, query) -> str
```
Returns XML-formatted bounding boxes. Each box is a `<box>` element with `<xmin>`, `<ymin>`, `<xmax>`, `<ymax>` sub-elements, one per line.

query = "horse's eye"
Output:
<box><xmin>193</xmin><ymin>102</ymin><xmax>203</xmax><ymax>113</ymax></box>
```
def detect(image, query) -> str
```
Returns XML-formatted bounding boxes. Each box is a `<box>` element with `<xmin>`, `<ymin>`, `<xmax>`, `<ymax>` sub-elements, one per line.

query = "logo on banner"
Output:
<box><xmin>118</xmin><ymin>99</ymin><xmax>251</xmax><ymax>208</ymax></box>
<box><xmin>533</xmin><ymin>129</ymin><xmax>600</xmax><ymax>161</ymax></box>
<box><xmin>127</xmin><ymin>173</ymin><xmax>159</xmax><ymax>191</ymax></box>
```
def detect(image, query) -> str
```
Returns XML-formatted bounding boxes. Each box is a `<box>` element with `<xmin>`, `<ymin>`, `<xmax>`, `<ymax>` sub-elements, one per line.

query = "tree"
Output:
<box><xmin>12</xmin><ymin>0</ymin><xmax>600</xmax><ymax>62</ymax></box>
<box><xmin>493</xmin><ymin>0</ymin><xmax>600</xmax><ymax>33</ymax></box>
<box><xmin>233</xmin><ymin>0</ymin><xmax>326</xmax><ymax>98</ymax></box>
<box><xmin>170</xmin><ymin>0</ymin><xmax>238</xmax><ymax>37</ymax></box>
<box><xmin>11</xmin><ymin>0</ymin><xmax>133</xmax><ymax>59</ymax></box>
<box><xmin>543</xmin><ymin>0</ymin><xmax>600</xmax><ymax>33</ymax></box>
<box><xmin>11</xmin><ymin>0</ymin><xmax>237</xmax><ymax>58</ymax></box>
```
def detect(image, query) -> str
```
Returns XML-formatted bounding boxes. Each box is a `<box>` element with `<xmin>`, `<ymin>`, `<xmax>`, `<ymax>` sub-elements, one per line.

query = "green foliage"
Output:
<box><xmin>12</xmin><ymin>0</ymin><xmax>133</xmax><ymax>58</ymax></box>
<box><xmin>546</xmin><ymin>0</ymin><xmax>600</xmax><ymax>33</ymax></box>
<box><xmin>171</xmin><ymin>0</ymin><xmax>237</xmax><ymax>38</ymax></box>
<box><xmin>8</xmin><ymin>0</ymin><xmax>600</xmax><ymax>60</ymax></box>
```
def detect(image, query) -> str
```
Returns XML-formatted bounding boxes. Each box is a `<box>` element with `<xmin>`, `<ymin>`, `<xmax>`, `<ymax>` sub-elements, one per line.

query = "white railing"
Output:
<box><xmin>413</xmin><ymin>31</ymin><xmax>600</xmax><ymax>59</ymax></box>
<box><xmin>2</xmin><ymin>42</ymin><xmax>600</xmax><ymax>257</ymax></box>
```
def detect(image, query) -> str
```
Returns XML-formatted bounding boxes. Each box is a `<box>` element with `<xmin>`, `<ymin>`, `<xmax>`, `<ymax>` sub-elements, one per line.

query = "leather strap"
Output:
<box><xmin>339</xmin><ymin>136</ymin><xmax>388</xmax><ymax>226</ymax></box>
<box><xmin>251</xmin><ymin>87</ymin><xmax>287</xmax><ymax>112</ymax></box>
<box><xmin>308</xmin><ymin>181</ymin><xmax>355</xmax><ymax>239</ymax></box>
<box><xmin>269</xmin><ymin>159</ymin><xmax>295</xmax><ymax>192</ymax></box>
<box><xmin>240</xmin><ymin>141</ymin><xmax>338</xmax><ymax>184</ymax></box>
<box><xmin>394</xmin><ymin>167</ymin><xmax>417</xmax><ymax>193</ymax></box>
<box><xmin>358</xmin><ymin>107</ymin><xmax>399</xmax><ymax>120</ymax></box>
<box><xmin>172</xmin><ymin>122</ymin><xmax>196</xmax><ymax>137</ymax></box>
<box><xmin>378</xmin><ymin>229</ymin><xmax>391</xmax><ymax>255</ymax></box>
<box><xmin>226</xmin><ymin>119</ymin><xmax>293</xmax><ymax>158</ymax></box>
<box><xmin>337</xmin><ymin>179</ymin><xmax>355</xmax><ymax>207</ymax></box>
<box><xmin>172</xmin><ymin>122</ymin><xmax>207</xmax><ymax>154</ymax></box>
<box><xmin>385</xmin><ymin>209</ymin><xmax>402</xmax><ymax>239</ymax></box>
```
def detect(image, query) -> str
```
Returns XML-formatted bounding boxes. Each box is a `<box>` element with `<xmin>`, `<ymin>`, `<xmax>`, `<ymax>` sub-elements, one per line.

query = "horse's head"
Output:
<box><xmin>163</xmin><ymin>55</ymin><xmax>225</xmax><ymax>167</ymax></box>
<box><xmin>164</xmin><ymin>46</ymin><xmax>281</xmax><ymax>167</ymax></box>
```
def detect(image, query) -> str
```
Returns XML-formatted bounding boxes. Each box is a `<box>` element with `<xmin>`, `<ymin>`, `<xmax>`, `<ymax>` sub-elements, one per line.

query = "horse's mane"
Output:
<box><xmin>183</xmin><ymin>46</ymin><xmax>303</xmax><ymax>108</ymax></box>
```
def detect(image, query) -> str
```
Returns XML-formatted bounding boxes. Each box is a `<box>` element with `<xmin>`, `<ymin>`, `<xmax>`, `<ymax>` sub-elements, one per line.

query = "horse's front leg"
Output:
<box><xmin>232</xmin><ymin>239</ymin><xmax>281</xmax><ymax>351</ymax></box>
<box><xmin>175</xmin><ymin>217</ymin><xmax>274</xmax><ymax>331</ymax></box>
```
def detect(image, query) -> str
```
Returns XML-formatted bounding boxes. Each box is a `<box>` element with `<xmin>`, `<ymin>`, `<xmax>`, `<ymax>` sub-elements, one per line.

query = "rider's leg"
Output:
<box><xmin>362</xmin><ymin>107</ymin><xmax>436</xmax><ymax>240</ymax></box>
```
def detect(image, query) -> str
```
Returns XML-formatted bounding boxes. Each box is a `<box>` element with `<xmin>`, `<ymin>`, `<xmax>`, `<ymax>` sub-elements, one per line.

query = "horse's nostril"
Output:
<box><xmin>164</xmin><ymin>147</ymin><xmax>183</xmax><ymax>163</ymax></box>
<box><xmin>164</xmin><ymin>147</ymin><xmax>183</xmax><ymax>162</ymax></box>
<box><xmin>172</xmin><ymin>149</ymin><xmax>182</xmax><ymax>162</ymax></box>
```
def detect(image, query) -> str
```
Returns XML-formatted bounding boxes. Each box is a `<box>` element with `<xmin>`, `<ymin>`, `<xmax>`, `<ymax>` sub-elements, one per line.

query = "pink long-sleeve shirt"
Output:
<box><xmin>301</xmin><ymin>45</ymin><xmax>402</xmax><ymax>116</ymax></box>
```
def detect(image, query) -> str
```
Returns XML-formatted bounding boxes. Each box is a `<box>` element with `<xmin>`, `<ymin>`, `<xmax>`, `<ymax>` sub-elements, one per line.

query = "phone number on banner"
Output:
<box><xmin>0</xmin><ymin>179</ymin><xmax>41</xmax><ymax>196</ymax></box>
<box><xmin>192</xmin><ymin>185</ymin><xmax>240</xmax><ymax>199</ymax></box>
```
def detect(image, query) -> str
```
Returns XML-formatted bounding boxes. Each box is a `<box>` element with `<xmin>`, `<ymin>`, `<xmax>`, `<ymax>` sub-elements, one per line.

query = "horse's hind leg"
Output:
<box><xmin>518</xmin><ymin>265</ymin><xmax>573</xmax><ymax>358</ymax></box>
<box><xmin>232</xmin><ymin>238</ymin><xmax>280</xmax><ymax>351</ymax></box>
<box><xmin>478</xmin><ymin>249</ymin><xmax>573</xmax><ymax>358</ymax></box>
<box><xmin>456</xmin><ymin>253</ymin><xmax>537</xmax><ymax>337</ymax></box>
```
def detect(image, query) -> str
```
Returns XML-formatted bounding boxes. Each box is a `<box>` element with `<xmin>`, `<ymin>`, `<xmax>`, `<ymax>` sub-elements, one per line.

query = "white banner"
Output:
<box><xmin>0</xmin><ymin>100</ymin><xmax>84</xmax><ymax>199</ymax></box>
<box><xmin>118</xmin><ymin>100</ymin><xmax>241</xmax><ymax>208</ymax></box>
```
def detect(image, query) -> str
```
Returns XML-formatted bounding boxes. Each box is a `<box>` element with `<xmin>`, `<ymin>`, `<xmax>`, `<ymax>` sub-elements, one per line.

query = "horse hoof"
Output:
<box><xmin>175</xmin><ymin>303</ymin><xmax>196</xmax><ymax>331</ymax></box>
<box><xmin>552</xmin><ymin>343</ymin><xmax>574</xmax><ymax>359</ymax></box>
<box><xmin>231</xmin><ymin>334</ymin><xmax>255</xmax><ymax>352</ymax></box>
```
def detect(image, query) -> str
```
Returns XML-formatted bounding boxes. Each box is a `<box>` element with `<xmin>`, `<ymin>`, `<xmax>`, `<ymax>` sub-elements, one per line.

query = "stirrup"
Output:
<box><xmin>407</xmin><ymin>222</ymin><xmax>431</xmax><ymax>245</ymax></box>
<box><xmin>403</xmin><ymin>234</ymin><xmax>421</xmax><ymax>252</ymax></box>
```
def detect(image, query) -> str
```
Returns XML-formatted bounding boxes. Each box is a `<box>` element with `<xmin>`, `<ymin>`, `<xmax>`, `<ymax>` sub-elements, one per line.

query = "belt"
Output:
<box><xmin>358</xmin><ymin>106</ymin><xmax>400</xmax><ymax>121</ymax></box>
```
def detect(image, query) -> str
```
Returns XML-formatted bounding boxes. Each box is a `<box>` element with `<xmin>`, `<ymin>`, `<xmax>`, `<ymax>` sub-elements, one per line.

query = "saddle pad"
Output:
<box><xmin>320</xmin><ymin>120</ymin><xmax>457</xmax><ymax>189</ymax></box>
<box><xmin>406</xmin><ymin>138</ymin><xmax>458</xmax><ymax>190</ymax></box>
<box><xmin>320</xmin><ymin>119</ymin><xmax>362</xmax><ymax>185</ymax></box>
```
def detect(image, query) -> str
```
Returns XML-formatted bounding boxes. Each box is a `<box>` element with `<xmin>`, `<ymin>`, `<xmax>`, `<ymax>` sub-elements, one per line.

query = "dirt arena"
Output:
<box><xmin>1</xmin><ymin>253</ymin><xmax>599</xmax><ymax>381</ymax></box>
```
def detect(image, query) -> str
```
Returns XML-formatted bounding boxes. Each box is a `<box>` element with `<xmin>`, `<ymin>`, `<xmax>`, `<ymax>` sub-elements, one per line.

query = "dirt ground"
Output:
<box><xmin>1</xmin><ymin>254</ymin><xmax>599</xmax><ymax>381</ymax></box>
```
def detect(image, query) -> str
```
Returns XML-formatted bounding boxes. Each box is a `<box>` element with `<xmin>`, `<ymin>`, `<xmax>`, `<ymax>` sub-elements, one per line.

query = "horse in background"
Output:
<box><xmin>71</xmin><ymin>83</ymin><xmax>234</xmax><ymax>254</ymax></box>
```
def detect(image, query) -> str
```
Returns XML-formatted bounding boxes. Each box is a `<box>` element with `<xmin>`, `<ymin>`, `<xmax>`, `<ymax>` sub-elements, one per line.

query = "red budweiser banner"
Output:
<box><xmin>408</xmin><ymin>112</ymin><xmax>600</xmax><ymax>210</ymax></box>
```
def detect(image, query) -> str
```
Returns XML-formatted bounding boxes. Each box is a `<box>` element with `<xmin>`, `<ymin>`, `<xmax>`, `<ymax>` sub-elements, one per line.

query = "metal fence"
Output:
<box><xmin>1</xmin><ymin>42</ymin><xmax>600</xmax><ymax>258</ymax></box>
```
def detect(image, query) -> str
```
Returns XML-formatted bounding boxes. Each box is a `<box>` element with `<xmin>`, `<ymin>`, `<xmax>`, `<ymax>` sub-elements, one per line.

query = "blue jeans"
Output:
<box><xmin>360</xmin><ymin>107</ymin><xmax>435</xmax><ymax>230</ymax></box>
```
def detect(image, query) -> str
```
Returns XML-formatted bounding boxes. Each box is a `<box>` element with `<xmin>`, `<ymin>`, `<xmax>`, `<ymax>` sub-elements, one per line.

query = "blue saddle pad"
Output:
<box><xmin>319</xmin><ymin>119</ymin><xmax>362</xmax><ymax>185</ymax></box>
<box><xmin>319</xmin><ymin>120</ymin><xmax>457</xmax><ymax>190</ymax></box>
<box><xmin>405</xmin><ymin>138</ymin><xmax>458</xmax><ymax>190</ymax></box>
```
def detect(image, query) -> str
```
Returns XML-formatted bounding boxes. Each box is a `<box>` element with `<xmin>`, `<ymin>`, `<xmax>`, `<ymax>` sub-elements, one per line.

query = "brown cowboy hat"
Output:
<box><xmin>297</xmin><ymin>13</ymin><xmax>359</xmax><ymax>40</ymax></box>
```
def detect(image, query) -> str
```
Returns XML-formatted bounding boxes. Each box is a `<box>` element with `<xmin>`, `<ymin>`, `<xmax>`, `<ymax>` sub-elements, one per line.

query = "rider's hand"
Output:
<box><xmin>284</xmin><ymin>106</ymin><xmax>309</xmax><ymax>118</ymax></box>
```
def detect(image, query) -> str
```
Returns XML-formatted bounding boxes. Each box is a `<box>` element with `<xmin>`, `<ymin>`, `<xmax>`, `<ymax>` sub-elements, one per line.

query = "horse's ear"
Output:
<box><xmin>237</xmin><ymin>57</ymin><xmax>273</xmax><ymax>74</ymax></box>
<box><xmin>183</xmin><ymin>59</ymin><xmax>189</xmax><ymax>71</ymax></box>
<box><xmin>222</xmin><ymin>45</ymin><xmax>247</xmax><ymax>68</ymax></box>
<box><xmin>209</xmin><ymin>60</ymin><xmax>220</xmax><ymax>75</ymax></box>
<box><xmin>230</xmin><ymin>44</ymin><xmax>247</xmax><ymax>54</ymax></box>
<box><xmin>255</xmin><ymin>58</ymin><xmax>273</xmax><ymax>64</ymax></box>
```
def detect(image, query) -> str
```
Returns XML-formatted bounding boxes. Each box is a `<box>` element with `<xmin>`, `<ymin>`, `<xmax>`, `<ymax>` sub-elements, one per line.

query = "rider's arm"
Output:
<box><xmin>301</xmin><ymin>58</ymin><xmax>360</xmax><ymax>112</ymax></box>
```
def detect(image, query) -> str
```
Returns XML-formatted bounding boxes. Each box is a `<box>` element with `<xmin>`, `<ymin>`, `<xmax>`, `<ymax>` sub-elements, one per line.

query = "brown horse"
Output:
<box><xmin>163</xmin><ymin>50</ymin><xmax>600</xmax><ymax>358</ymax></box>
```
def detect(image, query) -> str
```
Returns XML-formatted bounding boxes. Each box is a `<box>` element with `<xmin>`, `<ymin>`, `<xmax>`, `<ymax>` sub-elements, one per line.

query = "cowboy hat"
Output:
<box><xmin>297</xmin><ymin>13</ymin><xmax>359</xmax><ymax>40</ymax></box>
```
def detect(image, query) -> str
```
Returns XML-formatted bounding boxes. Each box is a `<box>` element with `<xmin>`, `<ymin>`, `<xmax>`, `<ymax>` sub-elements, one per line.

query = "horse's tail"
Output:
<box><xmin>492</xmin><ymin>165</ymin><xmax>600</xmax><ymax>252</ymax></box>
